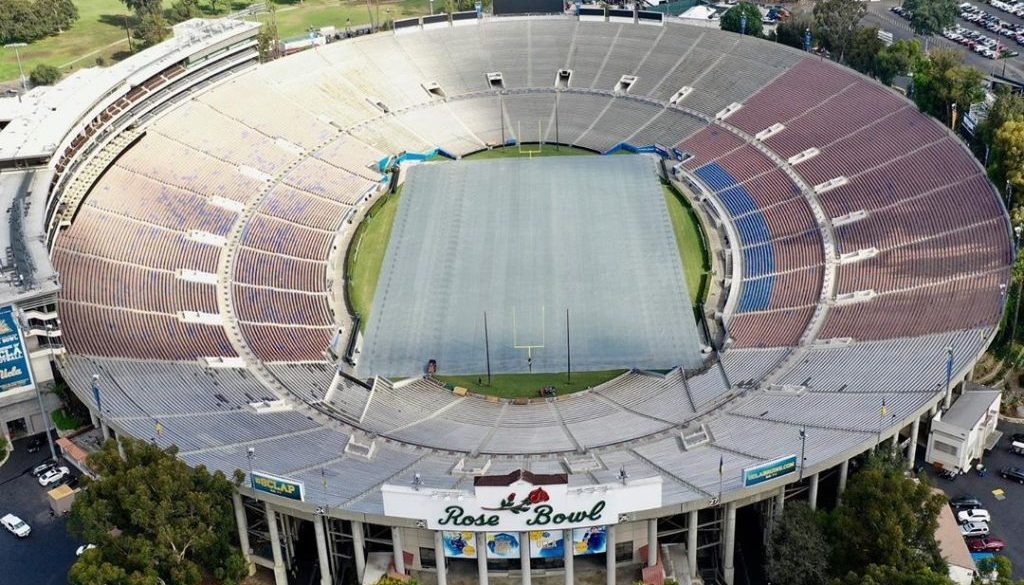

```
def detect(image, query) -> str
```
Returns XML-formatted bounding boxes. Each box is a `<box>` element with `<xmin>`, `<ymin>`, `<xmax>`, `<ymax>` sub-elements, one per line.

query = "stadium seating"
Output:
<box><xmin>49</xmin><ymin>17</ymin><xmax>1010</xmax><ymax>514</ymax></box>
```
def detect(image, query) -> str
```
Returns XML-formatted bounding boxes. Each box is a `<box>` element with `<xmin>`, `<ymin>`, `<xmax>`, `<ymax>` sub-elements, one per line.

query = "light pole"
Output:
<box><xmin>1013</xmin><ymin>225</ymin><xmax>1023</xmax><ymax>345</ymax></box>
<box><xmin>798</xmin><ymin>427</ymin><xmax>806</xmax><ymax>481</ymax></box>
<box><xmin>3</xmin><ymin>43</ymin><xmax>28</xmax><ymax>97</ymax></box>
<box><xmin>247</xmin><ymin>446</ymin><xmax>257</xmax><ymax>499</ymax></box>
<box><xmin>430</xmin><ymin>0</ymin><xmax>434</xmax><ymax>14</ymax></box>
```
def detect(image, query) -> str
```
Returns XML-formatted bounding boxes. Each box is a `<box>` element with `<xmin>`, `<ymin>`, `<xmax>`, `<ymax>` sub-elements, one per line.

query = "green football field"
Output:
<box><xmin>346</xmin><ymin>150</ymin><xmax>710</xmax><ymax>397</ymax></box>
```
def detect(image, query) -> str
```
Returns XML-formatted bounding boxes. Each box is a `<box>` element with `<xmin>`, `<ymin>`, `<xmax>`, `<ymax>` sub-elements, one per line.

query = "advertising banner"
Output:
<box><xmin>572</xmin><ymin>526</ymin><xmax>607</xmax><ymax>555</ymax></box>
<box><xmin>383</xmin><ymin>472</ymin><xmax>661</xmax><ymax>532</ymax></box>
<box><xmin>442</xmin><ymin>532</ymin><xmax>477</xmax><ymax>558</ymax></box>
<box><xmin>0</xmin><ymin>306</ymin><xmax>33</xmax><ymax>393</ymax></box>
<box><xmin>742</xmin><ymin>455</ymin><xmax>798</xmax><ymax>488</ymax></box>
<box><xmin>485</xmin><ymin>532</ymin><xmax>521</xmax><ymax>559</ymax></box>
<box><xmin>251</xmin><ymin>470</ymin><xmax>305</xmax><ymax>501</ymax></box>
<box><xmin>529</xmin><ymin>530</ymin><xmax>564</xmax><ymax>558</ymax></box>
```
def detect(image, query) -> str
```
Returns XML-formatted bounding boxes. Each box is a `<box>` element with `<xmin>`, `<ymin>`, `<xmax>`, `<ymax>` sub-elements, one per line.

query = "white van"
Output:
<box><xmin>1009</xmin><ymin>441</ymin><xmax>1024</xmax><ymax>455</ymax></box>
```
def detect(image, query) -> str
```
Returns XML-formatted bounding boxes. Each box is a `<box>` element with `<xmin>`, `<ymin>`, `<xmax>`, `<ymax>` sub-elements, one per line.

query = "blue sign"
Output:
<box><xmin>742</xmin><ymin>455</ymin><xmax>797</xmax><ymax>488</ymax></box>
<box><xmin>0</xmin><ymin>306</ymin><xmax>33</xmax><ymax>393</ymax></box>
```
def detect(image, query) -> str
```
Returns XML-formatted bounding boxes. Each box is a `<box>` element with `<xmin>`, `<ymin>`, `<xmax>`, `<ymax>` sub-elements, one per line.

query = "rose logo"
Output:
<box><xmin>527</xmin><ymin>487</ymin><xmax>550</xmax><ymax>504</ymax></box>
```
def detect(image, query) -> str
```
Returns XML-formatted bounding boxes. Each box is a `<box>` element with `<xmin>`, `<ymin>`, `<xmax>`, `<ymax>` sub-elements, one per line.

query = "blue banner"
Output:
<box><xmin>0</xmin><ymin>306</ymin><xmax>33</xmax><ymax>393</ymax></box>
<box><xmin>742</xmin><ymin>455</ymin><xmax>798</xmax><ymax>488</ymax></box>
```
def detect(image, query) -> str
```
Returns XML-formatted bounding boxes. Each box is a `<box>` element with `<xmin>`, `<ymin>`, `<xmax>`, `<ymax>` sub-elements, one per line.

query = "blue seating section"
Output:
<box><xmin>738</xmin><ymin>275</ymin><xmax>774</xmax><ymax>312</ymax></box>
<box><xmin>694</xmin><ymin>163</ymin><xmax>776</xmax><ymax>312</ymax></box>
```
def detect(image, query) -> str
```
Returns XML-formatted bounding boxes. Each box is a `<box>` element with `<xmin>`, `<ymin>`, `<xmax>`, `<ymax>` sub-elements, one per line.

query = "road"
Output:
<box><xmin>862</xmin><ymin>0</ymin><xmax>1024</xmax><ymax>83</ymax></box>
<box><xmin>0</xmin><ymin>433</ymin><xmax>83</xmax><ymax>585</ymax></box>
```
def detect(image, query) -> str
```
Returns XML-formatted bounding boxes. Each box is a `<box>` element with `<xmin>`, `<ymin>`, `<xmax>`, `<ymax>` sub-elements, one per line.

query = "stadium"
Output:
<box><xmin>0</xmin><ymin>8</ymin><xmax>1013</xmax><ymax>585</ymax></box>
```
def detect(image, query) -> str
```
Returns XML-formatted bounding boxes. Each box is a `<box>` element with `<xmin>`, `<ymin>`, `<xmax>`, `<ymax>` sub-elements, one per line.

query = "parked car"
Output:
<box><xmin>966</xmin><ymin>536</ymin><xmax>1006</xmax><ymax>552</ymax></box>
<box><xmin>960</xmin><ymin>521</ymin><xmax>990</xmax><ymax>537</ymax></box>
<box><xmin>75</xmin><ymin>544</ymin><xmax>96</xmax><ymax>557</ymax></box>
<box><xmin>950</xmin><ymin>495</ymin><xmax>983</xmax><ymax>509</ymax></box>
<box><xmin>1000</xmin><ymin>466</ymin><xmax>1024</xmax><ymax>483</ymax></box>
<box><xmin>1</xmin><ymin>514</ymin><xmax>30</xmax><ymax>538</ymax></box>
<box><xmin>957</xmin><ymin>508</ymin><xmax>992</xmax><ymax>523</ymax></box>
<box><xmin>25</xmin><ymin>437</ymin><xmax>43</xmax><ymax>454</ymax></box>
<box><xmin>30</xmin><ymin>459</ymin><xmax>58</xmax><ymax>478</ymax></box>
<box><xmin>38</xmin><ymin>466</ymin><xmax>70</xmax><ymax>487</ymax></box>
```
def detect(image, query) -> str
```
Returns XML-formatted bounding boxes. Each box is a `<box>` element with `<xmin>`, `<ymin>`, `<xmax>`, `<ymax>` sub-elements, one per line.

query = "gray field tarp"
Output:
<box><xmin>357</xmin><ymin>155</ymin><xmax>704</xmax><ymax>377</ymax></box>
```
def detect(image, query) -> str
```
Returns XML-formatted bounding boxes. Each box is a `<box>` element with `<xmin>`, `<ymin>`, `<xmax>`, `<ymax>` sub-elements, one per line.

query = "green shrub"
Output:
<box><xmin>29</xmin><ymin>64</ymin><xmax>61</xmax><ymax>86</ymax></box>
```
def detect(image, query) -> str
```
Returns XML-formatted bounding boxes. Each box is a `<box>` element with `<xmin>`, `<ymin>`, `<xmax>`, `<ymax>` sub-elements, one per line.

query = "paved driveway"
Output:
<box><xmin>925</xmin><ymin>420</ymin><xmax>1024</xmax><ymax>578</ymax></box>
<box><xmin>0</xmin><ymin>433</ymin><xmax>84</xmax><ymax>585</ymax></box>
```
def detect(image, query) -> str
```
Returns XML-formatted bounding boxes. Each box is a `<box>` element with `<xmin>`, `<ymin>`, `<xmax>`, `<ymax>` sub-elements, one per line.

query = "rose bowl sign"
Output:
<box><xmin>383</xmin><ymin>469</ymin><xmax>662</xmax><ymax>532</ymax></box>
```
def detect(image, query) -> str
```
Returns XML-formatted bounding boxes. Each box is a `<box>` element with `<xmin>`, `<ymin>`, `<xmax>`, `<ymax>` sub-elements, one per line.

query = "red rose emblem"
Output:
<box><xmin>528</xmin><ymin>487</ymin><xmax>550</xmax><ymax>504</ymax></box>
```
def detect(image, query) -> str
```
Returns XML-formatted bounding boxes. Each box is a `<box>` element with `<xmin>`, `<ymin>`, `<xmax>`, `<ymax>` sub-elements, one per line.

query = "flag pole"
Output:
<box><xmin>484</xmin><ymin>311</ymin><xmax>492</xmax><ymax>386</ymax></box>
<box><xmin>566</xmin><ymin>307</ymin><xmax>571</xmax><ymax>384</ymax></box>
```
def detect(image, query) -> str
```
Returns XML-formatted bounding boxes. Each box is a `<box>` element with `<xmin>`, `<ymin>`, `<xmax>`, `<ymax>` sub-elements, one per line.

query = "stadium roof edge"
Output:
<box><xmin>0</xmin><ymin>17</ymin><xmax>260</xmax><ymax>162</ymax></box>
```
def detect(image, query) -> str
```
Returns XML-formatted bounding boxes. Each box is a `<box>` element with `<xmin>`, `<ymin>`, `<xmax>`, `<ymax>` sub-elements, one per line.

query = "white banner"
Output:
<box><xmin>383</xmin><ymin>473</ymin><xmax>661</xmax><ymax>532</ymax></box>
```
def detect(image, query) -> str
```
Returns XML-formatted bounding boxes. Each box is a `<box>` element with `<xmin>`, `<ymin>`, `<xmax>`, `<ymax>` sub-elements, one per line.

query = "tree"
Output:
<box><xmin>765</xmin><ymin>502</ymin><xmax>830</xmax><ymax>585</ymax></box>
<box><xmin>774</xmin><ymin>12</ymin><xmax>815</xmax><ymax>50</ymax></box>
<box><xmin>975</xmin><ymin>556</ymin><xmax>1024</xmax><ymax>585</ymax></box>
<box><xmin>813</xmin><ymin>0</ymin><xmax>866</xmax><ymax>62</ymax></box>
<box><xmin>846</xmin><ymin>26</ymin><xmax>886</xmax><ymax>78</ymax></box>
<box><xmin>995</xmin><ymin>120</ymin><xmax>1024</xmax><ymax>196</ymax></box>
<box><xmin>29</xmin><ymin>63</ymin><xmax>61</xmax><ymax>85</ymax></box>
<box><xmin>833</xmin><ymin>563</ymin><xmax>956</xmax><ymax>585</ymax></box>
<box><xmin>120</xmin><ymin>0</ymin><xmax>162</xmax><ymax>16</ymax></box>
<box><xmin>68</xmin><ymin>438</ymin><xmax>248</xmax><ymax>585</ymax></box>
<box><xmin>256</xmin><ymin>3</ymin><xmax>278</xmax><ymax>63</ymax></box>
<box><xmin>35</xmin><ymin>0</ymin><xmax>78</xmax><ymax>32</ymax></box>
<box><xmin>903</xmin><ymin>0</ymin><xmax>958</xmax><ymax>37</ymax></box>
<box><xmin>0</xmin><ymin>0</ymin><xmax>80</xmax><ymax>44</ymax></box>
<box><xmin>877</xmin><ymin>38</ymin><xmax>925</xmax><ymax>86</ymax></box>
<box><xmin>720</xmin><ymin>3</ymin><xmax>763</xmax><ymax>37</ymax></box>
<box><xmin>912</xmin><ymin>47</ymin><xmax>984</xmax><ymax>127</ymax></box>
<box><xmin>826</xmin><ymin>452</ymin><xmax>947</xmax><ymax>578</ymax></box>
<box><xmin>133</xmin><ymin>12</ymin><xmax>168</xmax><ymax>48</ymax></box>
<box><xmin>170</xmin><ymin>0</ymin><xmax>200</xmax><ymax>22</ymax></box>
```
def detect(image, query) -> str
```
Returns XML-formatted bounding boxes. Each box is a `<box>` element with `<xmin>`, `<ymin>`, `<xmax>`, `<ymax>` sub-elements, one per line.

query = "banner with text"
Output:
<box><xmin>383</xmin><ymin>474</ymin><xmax>661</xmax><ymax>532</ymax></box>
<box><xmin>0</xmin><ymin>306</ymin><xmax>33</xmax><ymax>393</ymax></box>
<box><xmin>742</xmin><ymin>455</ymin><xmax>798</xmax><ymax>488</ymax></box>
<box><xmin>251</xmin><ymin>470</ymin><xmax>305</xmax><ymax>501</ymax></box>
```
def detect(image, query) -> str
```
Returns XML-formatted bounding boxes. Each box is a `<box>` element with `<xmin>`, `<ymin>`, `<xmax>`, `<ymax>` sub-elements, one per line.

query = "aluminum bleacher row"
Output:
<box><xmin>48</xmin><ymin>17</ymin><xmax>1010</xmax><ymax>514</ymax></box>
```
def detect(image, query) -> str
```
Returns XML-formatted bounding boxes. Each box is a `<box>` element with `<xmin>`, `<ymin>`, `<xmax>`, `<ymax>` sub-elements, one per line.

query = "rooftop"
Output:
<box><xmin>0</xmin><ymin>169</ymin><xmax>59</xmax><ymax>306</ymax></box>
<box><xmin>942</xmin><ymin>384</ymin><xmax>1001</xmax><ymax>430</ymax></box>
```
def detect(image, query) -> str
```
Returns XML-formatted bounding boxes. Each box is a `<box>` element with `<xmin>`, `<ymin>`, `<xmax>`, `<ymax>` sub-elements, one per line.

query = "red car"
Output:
<box><xmin>966</xmin><ymin>536</ymin><xmax>1005</xmax><ymax>552</ymax></box>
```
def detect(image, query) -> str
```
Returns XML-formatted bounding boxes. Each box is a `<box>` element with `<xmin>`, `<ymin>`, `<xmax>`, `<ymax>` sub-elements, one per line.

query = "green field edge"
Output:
<box><xmin>662</xmin><ymin>181</ymin><xmax>711</xmax><ymax>312</ymax></box>
<box><xmin>434</xmin><ymin>370</ymin><xmax>627</xmax><ymax>400</ymax></box>
<box><xmin>463</xmin><ymin>143</ymin><xmax>598</xmax><ymax>160</ymax></box>
<box><xmin>345</xmin><ymin>184</ymin><xmax>402</xmax><ymax>332</ymax></box>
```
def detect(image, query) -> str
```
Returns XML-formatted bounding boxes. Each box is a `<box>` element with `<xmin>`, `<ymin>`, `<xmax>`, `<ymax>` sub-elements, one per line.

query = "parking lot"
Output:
<box><xmin>0</xmin><ymin>433</ymin><xmax>84</xmax><ymax>585</ymax></box>
<box><xmin>863</xmin><ymin>0</ymin><xmax>1024</xmax><ymax>83</ymax></box>
<box><xmin>925</xmin><ymin>419</ymin><xmax>1024</xmax><ymax>579</ymax></box>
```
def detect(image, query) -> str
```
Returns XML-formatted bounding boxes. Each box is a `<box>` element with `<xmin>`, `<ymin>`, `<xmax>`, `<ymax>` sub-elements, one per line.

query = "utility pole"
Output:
<box><xmin>3</xmin><ymin>43</ymin><xmax>28</xmax><ymax>97</ymax></box>
<box><xmin>565</xmin><ymin>308</ymin><xmax>571</xmax><ymax>383</ymax></box>
<box><xmin>483</xmin><ymin>312</ymin><xmax>492</xmax><ymax>386</ymax></box>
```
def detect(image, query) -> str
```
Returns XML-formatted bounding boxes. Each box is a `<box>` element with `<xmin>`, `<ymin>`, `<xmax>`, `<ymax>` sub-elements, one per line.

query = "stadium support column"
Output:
<box><xmin>476</xmin><ymin>532</ymin><xmax>489</xmax><ymax>585</ymax></box>
<box><xmin>647</xmin><ymin>519</ymin><xmax>658</xmax><ymax>567</ymax></box>
<box><xmin>838</xmin><ymin>459</ymin><xmax>849</xmax><ymax>496</ymax></box>
<box><xmin>906</xmin><ymin>417</ymin><xmax>920</xmax><ymax>471</ymax></box>
<box><xmin>232</xmin><ymin>493</ymin><xmax>253</xmax><ymax>572</ymax></box>
<box><xmin>808</xmin><ymin>473</ymin><xmax>819</xmax><ymax>511</ymax></box>
<box><xmin>722</xmin><ymin>503</ymin><xmax>737</xmax><ymax>585</ymax></box>
<box><xmin>434</xmin><ymin>531</ymin><xmax>448</xmax><ymax>585</ymax></box>
<box><xmin>392</xmin><ymin>527</ymin><xmax>406</xmax><ymax>574</ymax></box>
<box><xmin>606</xmin><ymin>525</ymin><xmax>617</xmax><ymax>585</ymax></box>
<box><xmin>688</xmin><ymin>510</ymin><xmax>698</xmax><ymax>579</ymax></box>
<box><xmin>314</xmin><ymin>517</ymin><xmax>332</xmax><ymax>585</ymax></box>
<box><xmin>265</xmin><ymin>504</ymin><xmax>288</xmax><ymax>585</ymax></box>
<box><xmin>352</xmin><ymin>521</ymin><xmax>366</xmax><ymax>582</ymax></box>
<box><xmin>520</xmin><ymin>531</ymin><xmax>532</xmax><ymax>585</ymax></box>
<box><xmin>775</xmin><ymin>487</ymin><xmax>785</xmax><ymax>516</ymax></box>
<box><xmin>563</xmin><ymin>529</ymin><xmax>573</xmax><ymax>585</ymax></box>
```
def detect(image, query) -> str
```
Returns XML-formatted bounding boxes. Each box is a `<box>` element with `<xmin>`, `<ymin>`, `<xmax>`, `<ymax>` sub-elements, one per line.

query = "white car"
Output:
<box><xmin>76</xmin><ymin>544</ymin><xmax>97</xmax><ymax>556</ymax></box>
<box><xmin>1</xmin><ymin>514</ymin><xmax>31</xmax><ymax>538</ymax></box>
<box><xmin>957</xmin><ymin>508</ymin><xmax>991</xmax><ymax>524</ymax></box>
<box><xmin>960</xmin><ymin>521</ymin><xmax>990</xmax><ymax>537</ymax></box>
<box><xmin>38</xmin><ymin>466</ymin><xmax>70</xmax><ymax>487</ymax></box>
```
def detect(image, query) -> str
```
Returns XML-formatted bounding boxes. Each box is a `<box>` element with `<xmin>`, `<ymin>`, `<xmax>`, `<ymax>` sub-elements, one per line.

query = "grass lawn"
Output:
<box><xmin>51</xmin><ymin>407</ymin><xmax>85</xmax><ymax>431</ymax></box>
<box><xmin>663</xmin><ymin>183</ymin><xmax>710</xmax><ymax>307</ymax></box>
<box><xmin>346</xmin><ymin>185</ymin><xmax>401</xmax><ymax>329</ymax></box>
<box><xmin>0</xmin><ymin>0</ymin><xmax>433</xmax><ymax>83</ymax></box>
<box><xmin>463</xmin><ymin>144</ymin><xmax>596</xmax><ymax>160</ymax></box>
<box><xmin>435</xmin><ymin>369</ymin><xmax>626</xmax><ymax>399</ymax></box>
